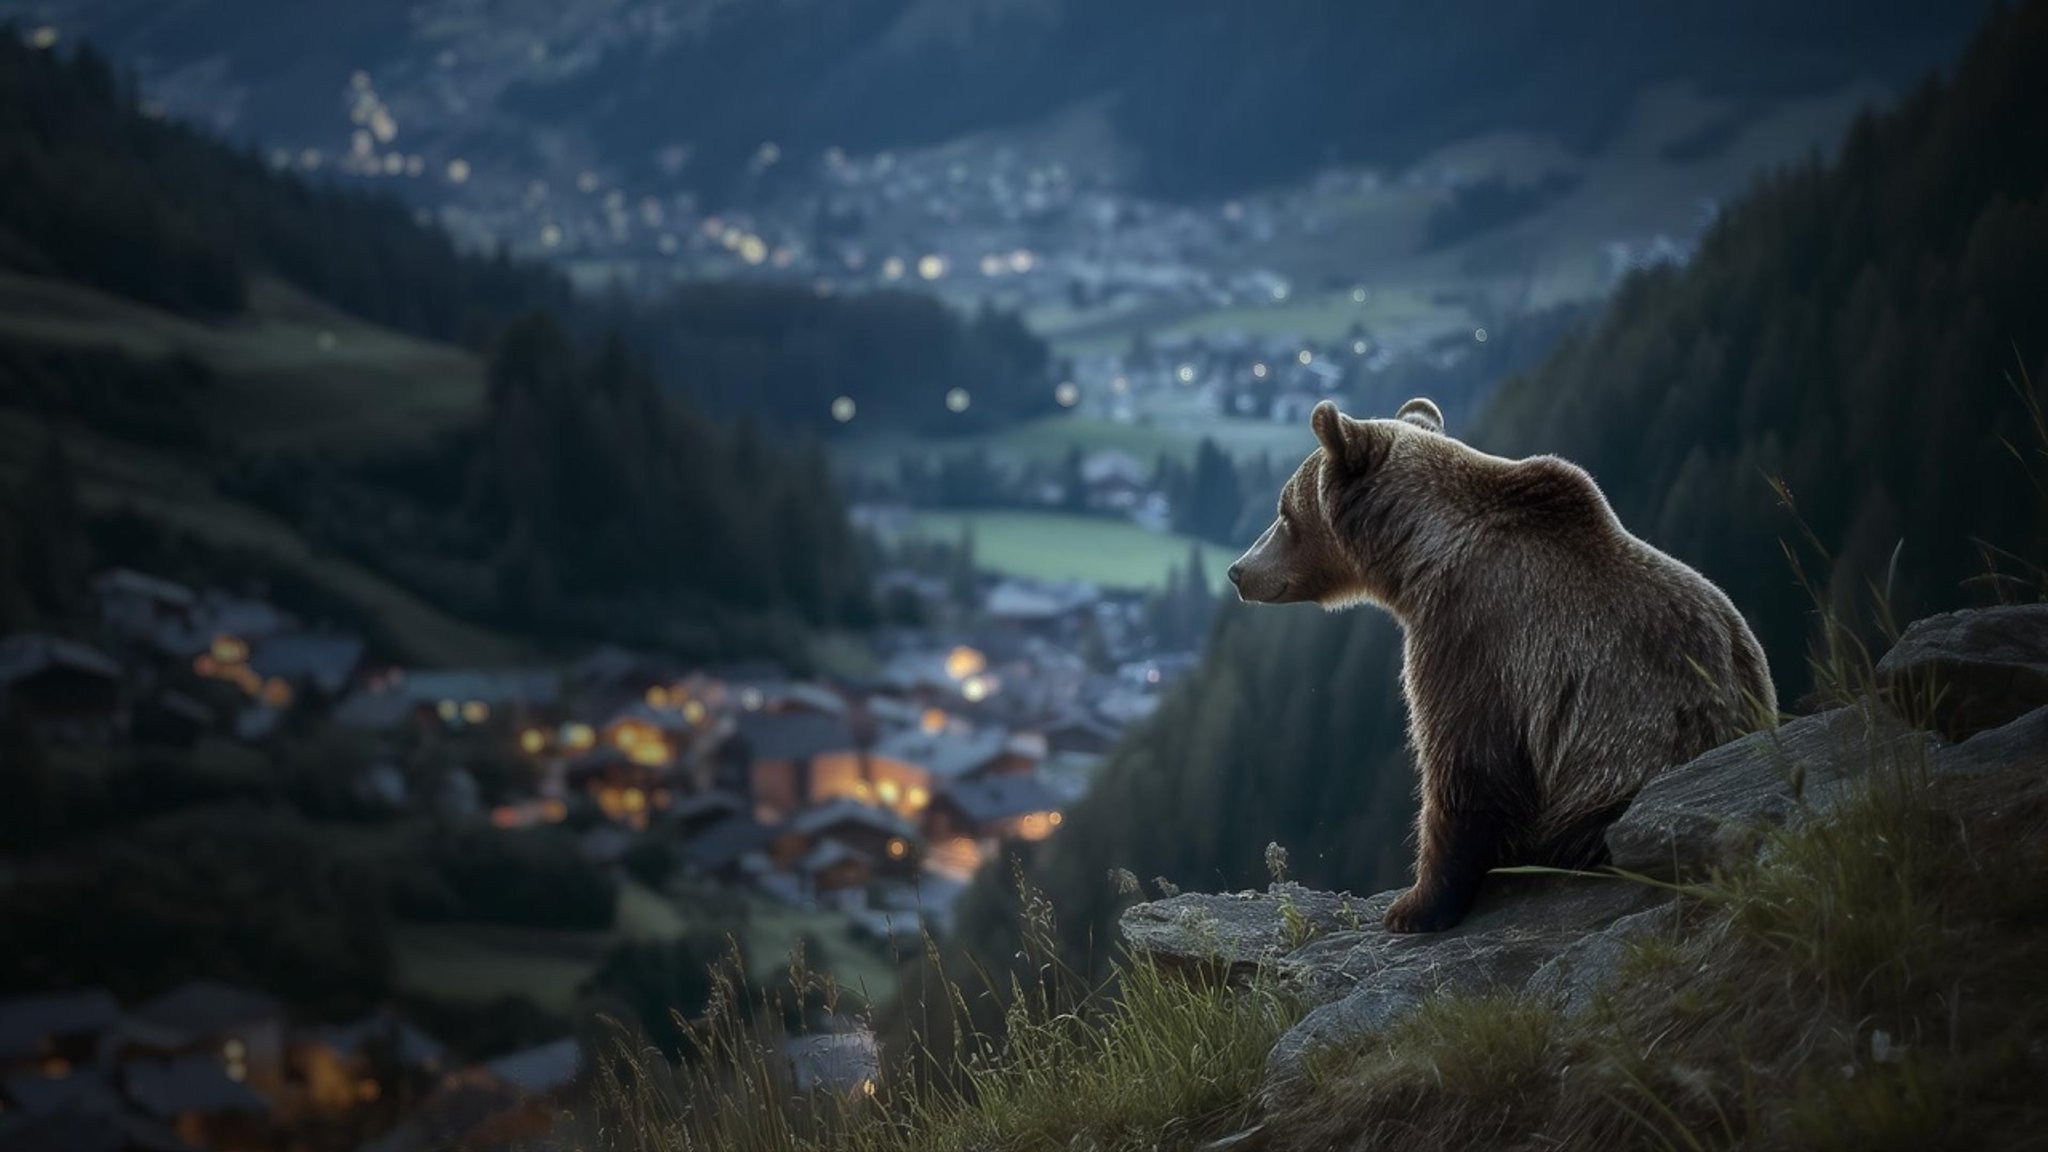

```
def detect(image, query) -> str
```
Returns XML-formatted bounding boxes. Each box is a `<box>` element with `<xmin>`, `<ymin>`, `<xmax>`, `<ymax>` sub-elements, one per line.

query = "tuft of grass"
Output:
<box><xmin>590</xmin><ymin>874</ymin><xmax>1299</xmax><ymax>1152</ymax></box>
<box><xmin>1297</xmin><ymin>993</ymin><xmax>1563</xmax><ymax>1145</ymax></box>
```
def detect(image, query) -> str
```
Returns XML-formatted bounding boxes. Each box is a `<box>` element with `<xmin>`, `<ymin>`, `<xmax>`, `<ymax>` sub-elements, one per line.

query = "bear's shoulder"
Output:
<box><xmin>1480</xmin><ymin>453</ymin><xmax>1618</xmax><ymax>536</ymax></box>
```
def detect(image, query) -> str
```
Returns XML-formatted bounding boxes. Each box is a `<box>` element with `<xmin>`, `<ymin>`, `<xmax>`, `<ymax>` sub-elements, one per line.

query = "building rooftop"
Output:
<box><xmin>935</xmin><ymin>775</ymin><xmax>1064</xmax><ymax>827</ymax></box>
<box><xmin>480</xmin><ymin>1037</ymin><xmax>580</xmax><ymax>1095</ymax></box>
<box><xmin>0</xmin><ymin>990</ymin><xmax>121</xmax><ymax>1062</ymax></box>
<box><xmin>729</xmin><ymin>710</ymin><xmax>857</xmax><ymax>763</ymax></box>
<box><xmin>95</xmin><ymin>568</ymin><xmax>197</xmax><ymax>610</ymax></box>
<box><xmin>133</xmin><ymin>981</ymin><xmax>280</xmax><ymax>1037</ymax></box>
<box><xmin>0</xmin><ymin>634</ymin><xmax>121</xmax><ymax>686</ymax></box>
<box><xmin>249</xmin><ymin>633</ymin><xmax>365</xmax><ymax>694</ymax></box>
<box><xmin>788</xmin><ymin>799</ymin><xmax>920</xmax><ymax>844</ymax></box>
<box><xmin>871</xmin><ymin>726</ymin><xmax>1012</xmax><ymax>782</ymax></box>
<box><xmin>123</xmin><ymin>1056</ymin><xmax>270</xmax><ymax>1118</ymax></box>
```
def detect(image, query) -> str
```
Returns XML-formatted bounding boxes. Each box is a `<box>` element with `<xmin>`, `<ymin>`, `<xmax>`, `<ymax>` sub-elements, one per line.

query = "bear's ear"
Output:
<box><xmin>1311</xmin><ymin>400</ymin><xmax>1353</xmax><ymax>468</ymax></box>
<box><xmin>1396</xmin><ymin>397</ymin><xmax>1445</xmax><ymax>435</ymax></box>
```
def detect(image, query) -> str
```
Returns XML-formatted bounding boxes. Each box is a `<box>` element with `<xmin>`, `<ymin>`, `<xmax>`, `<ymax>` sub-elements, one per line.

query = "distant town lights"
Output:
<box><xmin>1008</xmin><ymin>249</ymin><xmax>1036</xmax><ymax>273</ymax></box>
<box><xmin>1474</xmin><ymin>328</ymin><xmax>1489</xmax><ymax>343</ymax></box>
<box><xmin>1352</xmin><ymin>286</ymin><xmax>1369</xmax><ymax>303</ymax></box>
<box><xmin>1353</xmin><ymin>340</ymin><xmax>1369</xmax><ymax>355</ymax></box>
<box><xmin>831</xmin><ymin>396</ymin><xmax>857</xmax><ymax>423</ymax></box>
<box><xmin>881</xmin><ymin>256</ymin><xmax>907</xmax><ymax>281</ymax></box>
<box><xmin>945</xmin><ymin>388</ymin><xmax>971</xmax><ymax>413</ymax></box>
<box><xmin>446</xmin><ymin>158</ymin><xmax>471</xmax><ymax>184</ymax></box>
<box><xmin>917</xmin><ymin>254</ymin><xmax>948</xmax><ymax>281</ymax></box>
<box><xmin>1054</xmin><ymin>382</ymin><xmax>1080</xmax><ymax>407</ymax></box>
<box><xmin>1176</xmin><ymin>365</ymin><xmax>1195</xmax><ymax>383</ymax></box>
<box><xmin>540</xmin><ymin>223</ymin><xmax>564</xmax><ymax>248</ymax></box>
<box><xmin>1297</xmin><ymin>349</ymin><xmax>1314</xmax><ymax>365</ymax></box>
<box><xmin>1252</xmin><ymin>362</ymin><xmax>1268</xmax><ymax>378</ymax></box>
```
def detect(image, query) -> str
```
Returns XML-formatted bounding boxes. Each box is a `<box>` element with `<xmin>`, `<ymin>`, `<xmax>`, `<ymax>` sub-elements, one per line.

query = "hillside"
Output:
<box><xmin>0</xmin><ymin>35</ymin><xmax>886</xmax><ymax>661</ymax></box>
<box><xmin>5</xmin><ymin>1</ymin><xmax>1989</xmax><ymax>203</ymax></box>
<box><xmin>948</xmin><ymin>0</ymin><xmax>2048</xmax><ymax>976</ymax></box>
<box><xmin>496</xmin><ymin>0</ymin><xmax>1987</xmax><ymax>200</ymax></box>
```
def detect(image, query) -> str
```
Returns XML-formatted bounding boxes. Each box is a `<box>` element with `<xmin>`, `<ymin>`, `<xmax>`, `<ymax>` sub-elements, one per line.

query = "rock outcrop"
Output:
<box><xmin>1120</xmin><ymin>605</ymin><xmax>2048</xmax><ymax>1098</ymax></box>
<box><xmin>1876</xmin><ymin>604</ymin><xmax>2048</xmax><ymax>739</ymax></box>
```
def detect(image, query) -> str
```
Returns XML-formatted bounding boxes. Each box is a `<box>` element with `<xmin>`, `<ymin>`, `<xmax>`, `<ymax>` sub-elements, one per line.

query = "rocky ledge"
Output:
<box><xmin>1119</xmin><ymin>604</ymin><xmax>2048</xmax><ymax>1093</ymax></box>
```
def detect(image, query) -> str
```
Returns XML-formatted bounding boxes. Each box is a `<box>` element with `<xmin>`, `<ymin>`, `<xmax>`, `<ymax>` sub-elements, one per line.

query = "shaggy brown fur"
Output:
<box><xmin>1229</xmin><ymin>399</ymin><xmax>1776</xmax><ymax>932</ymax></box>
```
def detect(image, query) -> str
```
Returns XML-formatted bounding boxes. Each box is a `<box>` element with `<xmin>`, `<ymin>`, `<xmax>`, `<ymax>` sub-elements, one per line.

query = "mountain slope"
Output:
<box><xmin>4</xmin><ymin>1</ymin><xmax>1991</xmax><ymax>203</ymax></box>
<box><xmin>954</xmin><ymin>0</ymin><xmax>2048</xmax><ymax>972</ymax></box>
<box><xmin>0</xmin><ymin>34</ymin><xmax>887</xmax><ymax>659</ymax></box>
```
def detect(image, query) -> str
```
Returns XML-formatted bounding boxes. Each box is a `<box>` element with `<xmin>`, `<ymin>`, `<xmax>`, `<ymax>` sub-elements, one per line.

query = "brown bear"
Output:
<box><xmin>1228</xmin><ymin>398</ymin><xmax>1776</xmax><ymax>933</ymax></box>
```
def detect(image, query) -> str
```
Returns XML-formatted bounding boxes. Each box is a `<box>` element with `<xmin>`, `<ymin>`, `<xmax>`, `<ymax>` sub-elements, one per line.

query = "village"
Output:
<box><xmin>0</xmin><ymin>558</ymin><xmax>1193</xmax><ymax>1152</ymax></box>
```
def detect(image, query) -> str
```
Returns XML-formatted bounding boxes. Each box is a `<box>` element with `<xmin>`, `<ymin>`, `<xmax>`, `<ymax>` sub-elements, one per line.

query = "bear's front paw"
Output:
<box><xmin>1382</xmin><ymin>886</ymin><xmax>1464</xmax><ymax>934</ymax></box>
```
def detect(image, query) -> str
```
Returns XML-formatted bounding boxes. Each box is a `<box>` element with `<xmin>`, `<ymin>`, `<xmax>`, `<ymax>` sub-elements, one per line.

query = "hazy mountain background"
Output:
<box><xmin>0</xmin><ymin>0</ymin><xmax>1992</xmax><ymax>201</ymax></box>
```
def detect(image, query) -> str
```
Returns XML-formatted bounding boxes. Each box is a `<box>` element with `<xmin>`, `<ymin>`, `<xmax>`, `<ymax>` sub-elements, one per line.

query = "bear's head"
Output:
<box><xmin>1227</xmin><ymin>397</ymin><xmax>1450</xmax><ymax>612</ymax></box>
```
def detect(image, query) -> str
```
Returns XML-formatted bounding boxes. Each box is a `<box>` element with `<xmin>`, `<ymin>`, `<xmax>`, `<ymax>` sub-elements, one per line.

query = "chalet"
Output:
<box><xmin>662</xmin><ymin>789</ymin><xmax>747</xmax><ymax>837</ymax></box>
<box><xmin>94</xmin><ymin>569</ymin><xmax>197</xmax><ymax>651</ymax></box>
<box><xmin>0</xmin><ymin>634</ymin><xmax>124</xmax><ymax>743</ymax></box>
<box><xmin>0</xmin><ymin>989</ymin><xmax>121</xmax><ymax>1076</ymax></box>
<box><xmin>1079</xmin><ymin>450</ymin><xmax>1148</xmax><ymax>509</ymax></box>
<box><xmin>122</xmin><ymin>1056</ymin><xmax>272</xmax><ymax>1150</ymax></box>
<box><xmin>248</xmin><ymin>632</ymin><xmax>365</xmax><ymax>700</ymax></box>
<box><xmin>794</xmin><ymin>840</ymin><xmax>872</xmax><ymax>904</ymax></box>
<box><xmin>925</xmin><ymin>775</ymin><xmax>1065</xmax><ymax>844</ymax></box>
<box><xmin>481</xmin><ymin>1037</ymin><xmax>581</xmax><ymax>1098</ymax></box>
<box><xmin>863</xmin><ymin>725</ymin><xmax>1040</xmax><ymax>818</ymax></box>
<box><xmin>1038</xmin><ymin>709</ymin><xmax>1124</xmax><ymax>756</ymax></box>
<box><xmin>983</xmin><ymin>579</ymin><xmax>1100</xmax><ymax>636</ymax></box>
<box><xmin>677</xmin><ymin>813</ymin><xmax>776</xmax><ymax>883</ymax></box>
<box><xmin>292</xmin><ymin>1012</ymin><xmax>447</xmax><ymax>1112</ymax></box>
<box><xmin>717</xmin><ymin>711</ymin><xmax>862</xmax><ymax>822</ymax></box>
<box><xmin>333</xmin><ymin>668</ymin><xmax>561</xmax><ymax>734</ymax></box>
<box><xmin>1</xmin><ymin>1065</ymin><xmax>123</xmax><ymax>1119</ymax></box>
<box><xmin>771</xmin><ymin>800</ymin><xmax>922</xmax><ymax>880</ymax></box>
<box><xmin>359</xmin><ymin>1068</ymin><xmax>553</xmax><ymax>1152</ymax></box>
<box><xmin>126</xmin><ymin>982</ymin><xmax>286</xmax><ymax>1105</ymax></box>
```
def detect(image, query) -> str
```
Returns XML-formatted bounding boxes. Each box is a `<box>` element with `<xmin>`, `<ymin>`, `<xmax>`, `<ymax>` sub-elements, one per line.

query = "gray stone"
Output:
<box><xmin>1119</xmin><ymin>884</ymin><xmax>1371</xmax><ymax>985</ymax></box>
<box><xmin>1605</xmin><ymin>703</ymin><xmax>1939</xmax><ymax>879</ymax></box>
<box><xmin>1876</xmin><ymin>605</ymin><xmax>2048</xmax><ymax>739</ymax></box>
<box><xmin>1524</xmin><ymin>902</ymin><xmax>1681</xmax><ymax>1018</ymax></box>
<box><xmin>1259</xmin><ymin>874</ymin><xmax>1666</xmax><ymax>1086</ymax></box>
<box><xmin>1933</xmin><ymin>705</ymin><xmax>2048</xmax><ymax>779</ymax></box>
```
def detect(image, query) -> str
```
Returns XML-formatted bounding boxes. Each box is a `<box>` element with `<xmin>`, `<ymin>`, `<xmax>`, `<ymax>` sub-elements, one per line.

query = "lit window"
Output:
<box><xmin>877</xmin><ymin>780</ymin><xmax>901</xmax><ymax>805</ymax></box>
<box><xmin>519</xmin><ymin>729</ymin><xmax>547</xmax><ymax>755</ymax></box>
<box><xmin>944</xmin><ymin>647</ymin><xmax>986</xmax><ymax>681</ymax></box>
<box><xmin>563</xmin><ymin>723</ymin><xmax>596</xmax><ymax>750</ymax></box>
<box><xmin>436</xmin><ymin>700</ymin><xmax>459</xmax><ymax>723</ymax></box>
<box><xmin>886</xmin><ymin>838</ymin><xmax>908</xmax><ymax>859</ymax></box>
<box><xmin>460</xmin><ymin>701</ymin><xmax>489</xmax><ymax>725</ymax></box>
<box><xmin>646</xmin><ymin>685</ymin><xmax>671</xmax><ymax>709</ymax></box>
